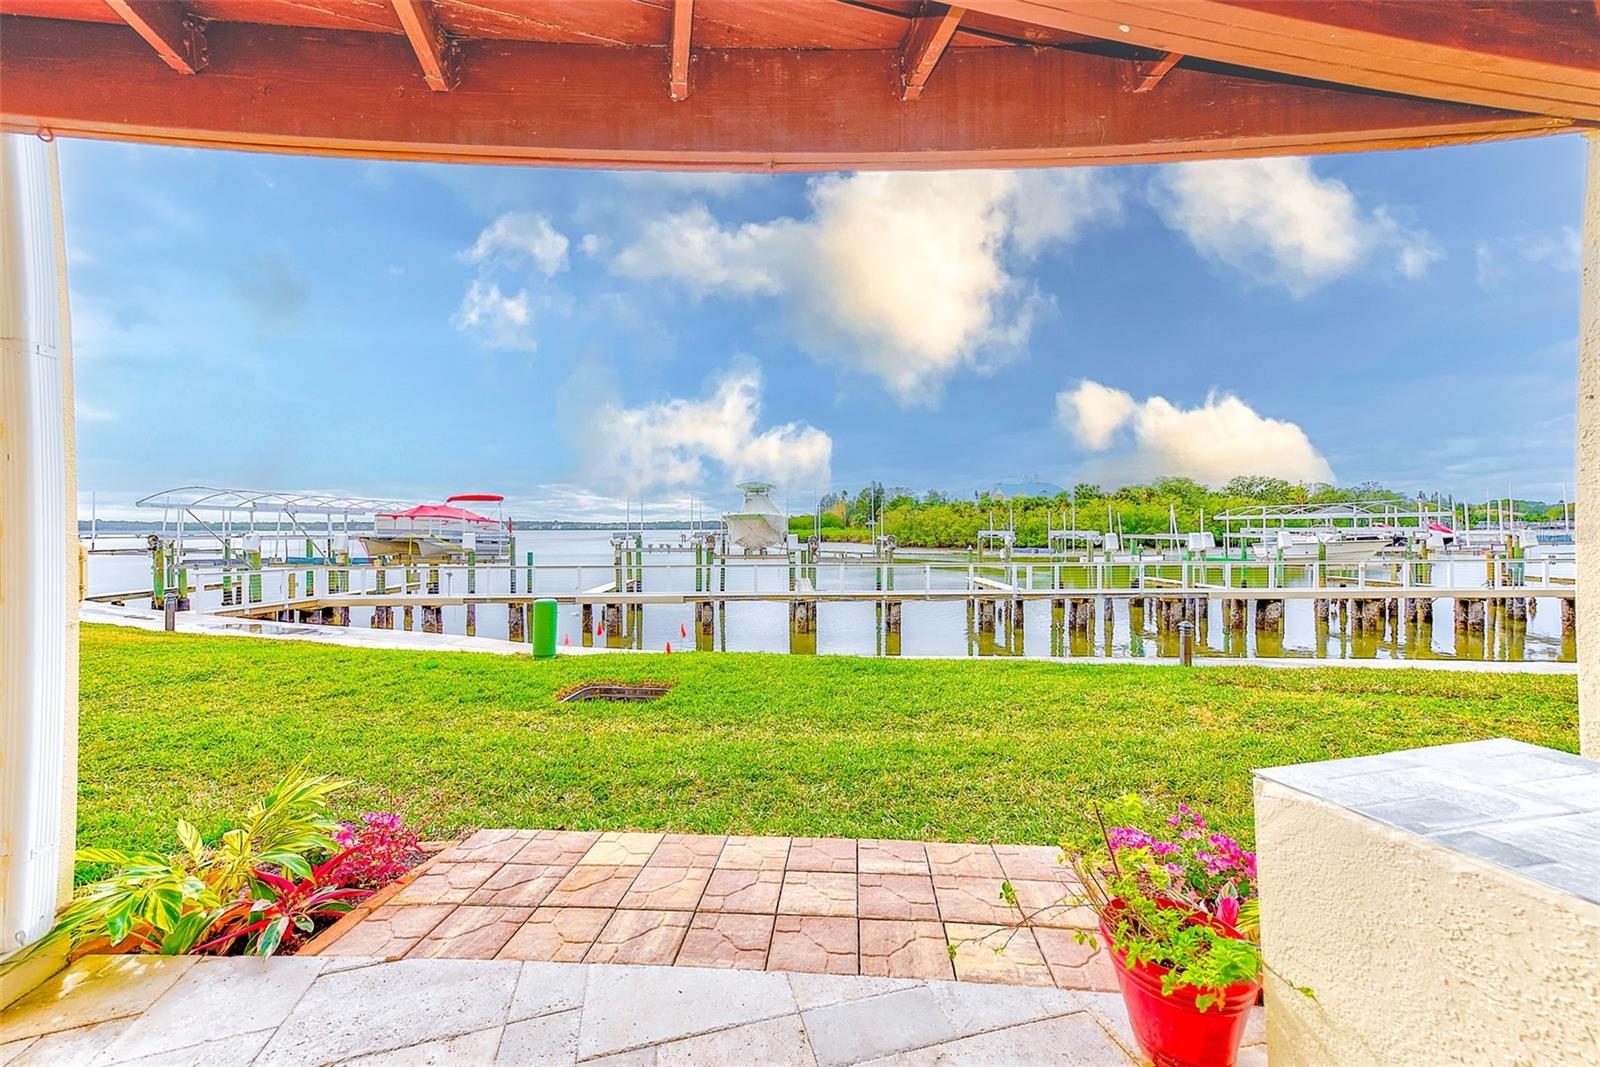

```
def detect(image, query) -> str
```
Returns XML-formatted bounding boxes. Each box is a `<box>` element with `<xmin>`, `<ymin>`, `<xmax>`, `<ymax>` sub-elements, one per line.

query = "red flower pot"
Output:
<box><xmin>1099</xmin><ymin>901</ymin><xmax>1260</xmax><ymax>1067</ymax></box>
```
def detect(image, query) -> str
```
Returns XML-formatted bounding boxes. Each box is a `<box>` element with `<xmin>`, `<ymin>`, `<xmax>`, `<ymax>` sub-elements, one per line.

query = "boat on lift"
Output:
<box><xmin>1247</xmin><ymin>527</ymin><xmax>1394</xmax><ymax>564</ymax></box>
<box><xmin>723</xmin><ymin>482</ymin><xmax>789</xmax><ymax>551</ymax></box>
<box><xmin>362</xmin><ymin>494</ymin><xmax>513</xmax><ymax>560</ymax></box>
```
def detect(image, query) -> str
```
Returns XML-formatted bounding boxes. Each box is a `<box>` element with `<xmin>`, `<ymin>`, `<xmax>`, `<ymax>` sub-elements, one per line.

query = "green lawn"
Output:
<box><xmin>78</xmin><ymin>623</ymin><xmax>1577</xmax><ymax>854</ymax></box>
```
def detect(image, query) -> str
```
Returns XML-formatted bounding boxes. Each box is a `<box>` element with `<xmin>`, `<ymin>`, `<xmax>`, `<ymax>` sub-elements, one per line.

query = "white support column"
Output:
<box><xmin>0</xmin><ymin>134</ymin><xmax>79</xmax><ymax>983</ymax></box>
<box><xmin>1579</xmin><ymin>131</ymin><xmax>1600</xmax><ymax>759</ymax></box>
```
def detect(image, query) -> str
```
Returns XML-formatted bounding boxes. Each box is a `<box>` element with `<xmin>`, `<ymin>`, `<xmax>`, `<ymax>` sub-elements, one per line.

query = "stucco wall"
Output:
<box><xmin>1256</xmin><ymin>778</ymin><xmax>1600</xmax><ymax>1066</ymax></box>
<box><xmin>1578</xmin><ymin>131</ymin><xmax>1600</xmax><ymax>759</ymax></box>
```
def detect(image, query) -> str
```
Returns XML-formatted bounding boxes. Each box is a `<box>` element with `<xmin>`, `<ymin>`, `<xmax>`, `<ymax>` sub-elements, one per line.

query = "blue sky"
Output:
<box><xmin>61</xmin><ymin>133</ymin><xmax>1584</xmax><ymax>520</ymax></box>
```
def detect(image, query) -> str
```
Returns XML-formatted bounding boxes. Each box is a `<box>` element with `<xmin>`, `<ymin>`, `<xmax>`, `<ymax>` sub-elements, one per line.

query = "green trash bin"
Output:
<box><xmin>531</xmin><ymin>598</ymin><xmax>558</xmax><ymax>659</ymax></box>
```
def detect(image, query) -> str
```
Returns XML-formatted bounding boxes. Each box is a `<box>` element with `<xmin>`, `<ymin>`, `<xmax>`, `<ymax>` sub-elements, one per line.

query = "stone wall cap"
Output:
<box><xmin>1256</xmin><ymin>739</ymin><xmax>1599</xmax><ymax>905</ymax></box>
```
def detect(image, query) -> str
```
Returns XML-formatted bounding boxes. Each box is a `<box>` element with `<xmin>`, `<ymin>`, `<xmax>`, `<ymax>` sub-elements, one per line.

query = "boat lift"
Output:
<box><xmin>134</xmin><ymin>486</ymin><xmax>412</xmax><ymax>568</ymax></box>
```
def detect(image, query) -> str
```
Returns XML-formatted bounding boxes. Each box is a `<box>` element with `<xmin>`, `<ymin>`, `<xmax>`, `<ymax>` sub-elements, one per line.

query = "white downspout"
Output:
<box><xmin>0</xmin><ymin>133</ymin><xmax>79</xmax><ymax>976</ymax></box>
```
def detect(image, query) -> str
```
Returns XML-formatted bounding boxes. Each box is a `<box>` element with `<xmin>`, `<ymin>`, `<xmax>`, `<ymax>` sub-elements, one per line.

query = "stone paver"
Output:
<box><xmin>323</xmin><ymin>903</ymin><xmax>452</xmax><ymax>958</ymax></box>
<box><xmin>584</xmin><ymin>910</ymin><xmax>693</xmax><ymax>965</ymax></box>
<box><xmin>579</xmin><ymin>832</ymin><xmax>663</xmax><ymax>867</ymax></box>
<box><xmin>648</xmin><ymin>833</ymin><xmax>727</xmax><ymax>868</ymax></box>
<box><xmin>931</xmin><ymin>874</ymin><xmax>1018</xmax><ymax>923</ymax></box>
<box><xmin>451</xmin><ymin>828</ymin><xmax>540</xmax><ymax>864</ymax></box>
<box><xmin>406</xmin><ymin>905</ymin><xmax>532</xmax><ymax>959</ymax></box>
<box><xmin>543</xmin><ymin>864</ymin><xmax>642</xmax><ymax>908</ymax></box>
<box><xmin>86</xmin><ymin>956</ymin><xmax>322</xmax><ymax>1064</ymax></box>
<box><xmin>255</xmin><ymin>958</ymin><xmax>520</xmax><ymax>1065</ymax></box>
<box><xmin>994</xmin><ymin>843</ymin><xmax>1072</xmax><ymax>882</ymax></box>
<box><xmin>296</xmin><ymin>830</ymin><xmax>1127</xmax><ymax>998</ymax></box>
<box><xmin>675</xmin><ymin>913</ymin><xmax>775</xmax><ymax>969</ymax></box>
<box><xmin>777</xmin><ymin>870</ymin><xmax>857</xmax><ymax>916</ymax></box>
<box><xmin>1</xmin><ymin>957</ymin><xmax>195</xmax><ymax>1043</ymax></box>
<box><xmin>391</xmin><ymin>861</ymin><xmax>501</xmax><ymax>905</ymax></box>
<box><xmin>1011</xmin><ymin>878</ymin><xmax>1097</xmax><ymax>926</ymax></box>
<box><xmin>618</xmin><ymin>866</ymin><xmax>713</xmax><ymax>910</ymax></box>
<box><xmin>718</xmin><ymin>836</ymin><xmax>791</xmax><ymax>870</ymax></box>
<box><xmin>858</xmin><ymin>872</ymin><xmax>940</xmax><ymax>920</ymax></box>
<box><xmin>13</xmin><ymin>954</ymin><xmax>1247</xmax><ymax>1066</ymax></box>
<box><xmin>925</xmin><ymin>842</ymin><xmax>1004</xmax><ymax>879</ymax></box>
<box><xmin>859</xmin><ymin>919</ymin><xmax>955</xmax><ymax>980</ymax></box>
<box><xmin>787</xmin><ymin>837</ymin><xmax>857</xmax><ymax>872</ymax></box>
<box><xmin>496</xmin><ymin>906</ymin><xmax>612</xmax><ymax>962</ymax></box>
<box><xmin>465</xmin><ymin>862</ymin><xmax>572</xmax><ymax>908</ymax></box>
<box><xmin>859</xmin><ymin>839</ymin><xmax>929</xmax><ymax>874</ymax></box>
<box><xmin>700</xmin><ymin>867</ymin><xmax>784</xmax><ymax>913</ymax></box>
<box><xmin>512</xmin><ymin>831</ymin><xmax>599</xmax><ymax>867</ymax></box>
<box><xmin>946</xmin><ymin>923</ymin><xmax>1055</xmax><ymax>987</ymax></box>
<box><xmin>767</xmin><ymin>916</ymin><xmax>858</xmax><ymax>975</ymax></box>
<box><xmin>1034</xmin><ymin>928</ymin><xmax>1120</xmax><ymax>991</ymax></box>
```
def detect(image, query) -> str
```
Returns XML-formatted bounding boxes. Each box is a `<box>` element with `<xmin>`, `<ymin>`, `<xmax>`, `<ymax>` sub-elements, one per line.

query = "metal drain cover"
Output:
<box><xmin>559</xmin><ymin>682</ymin><xmax>673</xmax><ymax>703</ymax></box>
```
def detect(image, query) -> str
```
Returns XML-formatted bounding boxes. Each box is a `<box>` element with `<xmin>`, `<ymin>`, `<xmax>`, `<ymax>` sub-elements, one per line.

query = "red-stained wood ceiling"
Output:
<box><xmin>0</xmin><ymin>0</ymin><xmax>1593</xmax><ymax>171</ymax></box>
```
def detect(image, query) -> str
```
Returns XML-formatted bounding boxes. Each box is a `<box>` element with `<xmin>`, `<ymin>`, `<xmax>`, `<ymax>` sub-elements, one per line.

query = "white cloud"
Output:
<box><xmin>610</xmin><ymin>169</ymin><xmax>1121</xmax><ymax>402</ymax></box>
<box><xmin>1475</xmin><ymin>226</ymin><xmax>1581</xmax><ymax>288</ymax></box>
<box><xmin>453</xmin><ymin>213</ymin><xmax>572</xmax><ymax>350</ymax></box>
<box><xmin>596</xmin><ymin>367</ymin><xmax>831</xmax><ymax>494</ymax></box>
<box><xmin>1057</xmin><ymin>379</ymin><xmax>1333</xmax><ymax>486</ymax></box>
<box><xmin>463</xmin><ymin>212</ymin><xmax>569</xmax><ymax>275</ymax></box>
<box><xmin>1151</xmin><ymin>158</ymin><xmax>1438</xmax><ymax>295</ymax></box>
<box><xmin>613</xmin><ymin>172</ymin><xmax>761</xmax><ymax>197</ymax></box>
<box><xmin>452</xmin><ymin>280</ymin><xmax>535</xmax><ymax>351</ymax></box>
<box><xmin>1058</xmin><ymin>380</ymin><xmax>1136</xmax><ymax>450</ymax></box>
<box><xmin>611</xmin><ymin>203</ymin><xmax>796</xmax><ymax>296</ymax></box>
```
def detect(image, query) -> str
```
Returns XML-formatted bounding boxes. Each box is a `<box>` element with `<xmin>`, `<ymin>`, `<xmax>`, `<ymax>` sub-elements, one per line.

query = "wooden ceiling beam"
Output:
<box><xmin>900</xmin><ymin>3</ymin><xmax>965</xmax><ymax>102</ymax></box>
<box><xmin>0</xmin><ymin>16</ymin><xmax>1572</xmax><ymax>171</ymax></box>
<box><xmin>390</xmin><ymin>0</ymin><xmax>457</xmax><ymax>91</ymax></box>
<box><xmin>102</xmin><ymin>0</ymin><xmax>205</xmax><ymax>74</ymax></box>
<box><xmin>670</xmin><ymin>0</ymin><xmax>693</xmax><ymax>101</ymax></box>
<box><xmin>1133</xmin><ymin>51</ymin><xmax>1180</xmax><ymax>93</ymax></box>
<box><xmin>961</xmin><ymin>1</ymin><xmax>1600</xmax><ymax>121</ymax></box>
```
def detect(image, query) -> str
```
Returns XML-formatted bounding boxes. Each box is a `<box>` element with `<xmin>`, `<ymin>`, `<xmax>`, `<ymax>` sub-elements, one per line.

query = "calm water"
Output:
<box><xmin>85</xmin><ymin>529</ymin><xmax>1573</xmax><ymax>662</ymax></box>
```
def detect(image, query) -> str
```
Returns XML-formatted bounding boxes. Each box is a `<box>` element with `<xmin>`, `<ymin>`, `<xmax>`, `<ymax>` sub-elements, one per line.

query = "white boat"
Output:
<box><xmin>1249</xmin><ymin>528</ymin><xmax>1392</xmax><ymax>564</ymax></box>
<box><xmin>362</xmin><ymin>494</ymin><xmax>513</xmax><ymax>560</ymax></box>
<box><xmin>723</xmin><ymin>482</ymin><xmax>788</xmax><ymax>551</ymax></box>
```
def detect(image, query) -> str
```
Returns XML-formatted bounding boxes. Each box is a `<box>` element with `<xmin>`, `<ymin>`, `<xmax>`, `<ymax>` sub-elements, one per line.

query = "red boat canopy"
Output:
<box><xmin>377</xmin><ymin>503</ymin><xmax>497</xmax><ymax>524</ymax></box>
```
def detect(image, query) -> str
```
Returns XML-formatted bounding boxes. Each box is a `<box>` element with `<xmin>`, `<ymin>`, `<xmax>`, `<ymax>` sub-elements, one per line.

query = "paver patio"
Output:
<box><xmin>303</xmin><ymin>830</ymin><xmax>1120</xmax><ymax>992</ymax></box>
<box><xmin>0</xmin><ymin>953</ymin><xmax>1268</xmax><ymax>1066</ymax></box>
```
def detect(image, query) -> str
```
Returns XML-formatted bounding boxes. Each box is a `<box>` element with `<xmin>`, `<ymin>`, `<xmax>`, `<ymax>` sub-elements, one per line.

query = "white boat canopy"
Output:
<box><xmin>134</xmin><ymin>485</ymin><xmax>410</xmax><ymax>516</ymax></box>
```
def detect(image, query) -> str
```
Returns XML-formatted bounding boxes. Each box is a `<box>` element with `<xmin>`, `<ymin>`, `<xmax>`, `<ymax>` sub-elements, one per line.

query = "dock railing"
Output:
<box><xmin>141</xmin><ymin>551</ymin><xmax>1578</xmax><ymax>617</ymax></box>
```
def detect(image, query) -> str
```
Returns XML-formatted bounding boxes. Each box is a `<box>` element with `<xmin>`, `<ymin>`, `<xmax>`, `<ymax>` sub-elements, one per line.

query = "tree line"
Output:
<box><xmin>786</xmin><ymin>477</ymin><xmax>1568</xmax><ymax>548</ymax></box>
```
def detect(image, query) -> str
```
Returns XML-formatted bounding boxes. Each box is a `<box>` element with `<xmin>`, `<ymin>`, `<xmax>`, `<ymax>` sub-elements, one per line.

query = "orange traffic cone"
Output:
<box><xmin>562</xmin><ymin>634</ymin><xmax>571</xmax><ymax>646</ymax></box>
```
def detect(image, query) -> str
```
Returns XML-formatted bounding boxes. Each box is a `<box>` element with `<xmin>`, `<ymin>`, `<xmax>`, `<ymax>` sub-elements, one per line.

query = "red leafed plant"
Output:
<box><xmin>329</xmin><ymin>812</ymin><xmax>421</xmax><ymax>888</ymax></box>
<box><xmin>198</xmin><ymin>850</ymin><xmax>372</xmax><ymax>958</ymax></box>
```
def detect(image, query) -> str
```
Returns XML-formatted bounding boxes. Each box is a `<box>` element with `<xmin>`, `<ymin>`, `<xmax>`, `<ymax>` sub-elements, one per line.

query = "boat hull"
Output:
<box><xmin>1253</xmin><ymin>539</ymin><xmax>1387</xmax><ymax>565</ymax></box>
<box><xmin>725</xmin><ymin>514</ymin><xmax>787</xmax><ymax>551</ymax></box>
